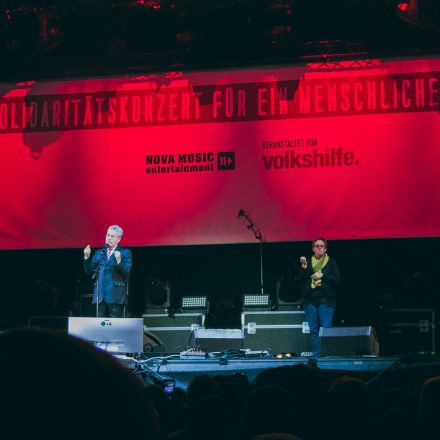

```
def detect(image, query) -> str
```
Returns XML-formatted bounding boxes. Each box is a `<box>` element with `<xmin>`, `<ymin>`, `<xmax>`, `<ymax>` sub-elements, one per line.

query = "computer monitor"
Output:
<box><xmin>68</xmin><ymin>317</ymin><xmax>144</xmax><ymax>354</ymax></box>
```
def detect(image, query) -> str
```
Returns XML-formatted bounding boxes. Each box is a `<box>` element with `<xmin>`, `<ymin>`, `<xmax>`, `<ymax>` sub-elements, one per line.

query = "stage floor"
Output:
<box><xmin>118</xmin><ymin>353</ymin><xmax>440</xmax><ymax>390</ymax></box>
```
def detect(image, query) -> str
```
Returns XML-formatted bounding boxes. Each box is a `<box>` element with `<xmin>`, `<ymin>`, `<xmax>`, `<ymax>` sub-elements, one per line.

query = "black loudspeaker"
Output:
<box><xmin>276</xmin><ymin>275</ymin><xmax>302</xmax><ymax>306</ymax></box>
<box><xmin>319</xmin><ymin>326</ymin><xmax>379</xmax><ymax>357</ymax></box>
<box><xmin>193</xmin><ymin>328</ymin><xmax>244</xmax><ymax>352</ymax></box>
<box><xmin>143</xmin><ymin>312</ymin><xmax>205</xmax><ymax>352</ymax></box>
<box><xmin>145</xmin><ymin>278</ymin><xmax>171</xmax><ymax>310</ymax></box>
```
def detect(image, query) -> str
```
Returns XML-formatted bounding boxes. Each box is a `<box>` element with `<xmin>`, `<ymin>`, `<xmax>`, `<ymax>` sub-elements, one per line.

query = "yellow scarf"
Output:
<box><xmin>311</xmin><ymin>254</ymin><xmax>329</xmax><ymax>289</ymax></box>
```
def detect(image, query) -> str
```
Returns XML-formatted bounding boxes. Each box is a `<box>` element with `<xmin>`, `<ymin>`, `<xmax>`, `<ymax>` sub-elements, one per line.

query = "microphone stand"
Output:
<box><xmin>124</xmin><ymin>275</ymin><xmax>130</xmax><ymax>318</ymax></box>
<box><xmin>92</xmin><ymin>251</ymin><xmax>104</xmax><ymax>318</ymax></box>
<box><xmin>238</xmin><ymin>210</ymin><xmax>265</xmax><ymax>295</ymax></box>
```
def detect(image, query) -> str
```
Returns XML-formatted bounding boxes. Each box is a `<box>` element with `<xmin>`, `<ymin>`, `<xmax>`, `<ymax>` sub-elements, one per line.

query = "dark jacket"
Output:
<box><xmin>84</xmin><ymin>246</ymin><xmax>132</xmax><ymax>305</ymax></box>
<box><xmin>297</xmin><ymin>256</ymin><xmax>340</xmax><ymax>308</ymax></box>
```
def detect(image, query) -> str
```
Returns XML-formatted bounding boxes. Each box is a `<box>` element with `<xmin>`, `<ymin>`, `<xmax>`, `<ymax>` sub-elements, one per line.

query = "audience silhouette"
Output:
<box><xmin>0</xmin><ymin>328</ymin><xmax>159</xmax><ymax>439</ymax></box>
<box><xmin>2</xmin><ymin>327</ymin><xmax>440</xmax><ymax>440</ymax></box>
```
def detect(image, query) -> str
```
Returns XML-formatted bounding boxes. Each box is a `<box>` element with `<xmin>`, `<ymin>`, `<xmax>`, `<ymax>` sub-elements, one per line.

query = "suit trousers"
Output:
<box><xmin>96</xmin><ymin>302</ymin><xmax>125</xmax><ymax>318</ymax></box>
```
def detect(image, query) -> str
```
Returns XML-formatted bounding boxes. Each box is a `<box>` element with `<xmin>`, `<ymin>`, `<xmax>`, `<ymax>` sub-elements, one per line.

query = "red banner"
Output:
<box><xmin>1</xmin><ymin>57</ymin><xmax>439</xmax><ymax>249</ymax></box>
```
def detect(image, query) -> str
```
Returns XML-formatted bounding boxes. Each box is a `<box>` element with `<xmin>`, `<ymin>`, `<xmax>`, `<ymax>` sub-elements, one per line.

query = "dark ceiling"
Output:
<box><xmin>0</xmin><ymin>0</ymin><xmax>439</xmax><ymax>81</ymax></box>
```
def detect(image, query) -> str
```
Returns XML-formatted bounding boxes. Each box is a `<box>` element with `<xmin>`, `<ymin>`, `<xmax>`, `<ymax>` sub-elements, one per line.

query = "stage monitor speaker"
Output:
<box><xmin>319</xmin><ymin>326</ymin><xmax>379</xmax><ymax>357</ymax></box>
<box><xmin>193</xmin><ymin>328</ymin><xmax>244</xmax><ymax>353</ymax></box>
<box><xmin>143</xmin><ymin>312</ymin><xmax>205</xmax><ymax>352</ymax></box>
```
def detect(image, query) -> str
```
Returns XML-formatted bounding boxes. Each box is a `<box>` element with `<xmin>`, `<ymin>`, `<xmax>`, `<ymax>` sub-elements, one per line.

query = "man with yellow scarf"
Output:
<box><xmin>298</xmin><ymin>238</ymin><xmax>340</xmax><ymax>357</ymax></box>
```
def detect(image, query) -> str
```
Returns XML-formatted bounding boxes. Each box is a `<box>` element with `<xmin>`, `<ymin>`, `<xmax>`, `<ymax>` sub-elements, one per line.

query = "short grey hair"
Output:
<box><xmin>108</xmin><ymin>225</ymin><xmax>123</xmax><ymax>237</ymax></box>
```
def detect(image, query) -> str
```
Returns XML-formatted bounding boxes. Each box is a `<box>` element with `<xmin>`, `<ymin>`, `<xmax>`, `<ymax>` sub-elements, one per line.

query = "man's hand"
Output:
<box><xmin>84</xmin><ymin>245</ymin><xmax>91</xmax><ymax>259</ymax></box>
<box><xmin>114</xmin><ymin>250</ymin><xmax>121</xmax><ymax>264</ymax></box>
<box><xmin>311</xmin><ymin>271</ymin><xmax>323</xmax><ymax>280</ymax></box>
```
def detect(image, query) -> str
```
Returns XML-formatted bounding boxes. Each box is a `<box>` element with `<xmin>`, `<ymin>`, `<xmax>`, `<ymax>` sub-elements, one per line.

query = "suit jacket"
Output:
<box><xmin>84</xmin><ymin>246</ymin><xmax>132</xmax><ymax>305</ymax></box>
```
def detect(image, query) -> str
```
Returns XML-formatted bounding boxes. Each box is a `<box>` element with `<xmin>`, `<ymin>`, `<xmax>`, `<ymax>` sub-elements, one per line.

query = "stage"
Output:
<box><xmin>119</xmin><ymin>352</ymin><xmax>440</xmax><ymax>391</ymax></box>
<box><xmin>23</xmin><ymin>314</ymin><xmax>440</xmax><ymax>391</ymax></box>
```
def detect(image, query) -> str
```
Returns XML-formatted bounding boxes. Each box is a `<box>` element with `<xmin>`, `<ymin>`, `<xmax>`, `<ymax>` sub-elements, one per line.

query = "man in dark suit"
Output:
<box><xmin>84</xmin><ymin>225</ymin><xmax>132</xmax><ymax>318</ymax></box>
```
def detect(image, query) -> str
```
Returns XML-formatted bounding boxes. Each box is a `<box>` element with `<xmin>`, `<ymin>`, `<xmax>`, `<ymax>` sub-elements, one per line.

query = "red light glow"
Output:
<box><xmin>397</xmin><ymin>2</ymin><xmax>409</xmax><ymax>12</ymax></box>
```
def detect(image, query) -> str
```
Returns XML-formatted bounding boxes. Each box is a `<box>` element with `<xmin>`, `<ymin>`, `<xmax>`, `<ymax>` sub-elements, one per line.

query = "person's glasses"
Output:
<box><xmin>313</xmin><ymin>245</ymin><xmax>325</xmax><ymax>248</ymax></box>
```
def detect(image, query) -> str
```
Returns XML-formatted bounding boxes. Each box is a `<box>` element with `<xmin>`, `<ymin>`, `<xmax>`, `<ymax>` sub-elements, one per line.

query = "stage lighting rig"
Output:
<box><xmin>181</xmin><ymin>296</ymin><xmax>208</xmax><ymax>311</ymax></box>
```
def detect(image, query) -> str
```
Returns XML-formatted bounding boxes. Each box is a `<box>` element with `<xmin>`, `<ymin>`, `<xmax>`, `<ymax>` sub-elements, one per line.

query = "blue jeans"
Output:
<box><xmin>304</xmin><ymin>303</ymin><xmax>335</xmax><ymax>356</ymax></box>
